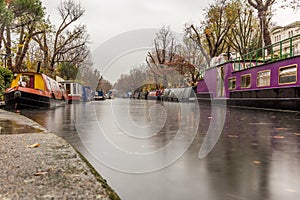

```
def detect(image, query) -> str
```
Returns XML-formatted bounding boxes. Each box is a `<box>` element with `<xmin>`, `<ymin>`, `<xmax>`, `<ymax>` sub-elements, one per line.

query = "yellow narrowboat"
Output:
<box><xmin>4</xmin><ymin>72</ymin><xmax>68</xmax><ymax>109</ymax></box>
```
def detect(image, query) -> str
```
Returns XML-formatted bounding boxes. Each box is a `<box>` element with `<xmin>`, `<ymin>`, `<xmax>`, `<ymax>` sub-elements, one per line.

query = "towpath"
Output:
<box><xmin>0</xmin><ymin>109</ymin><xmax>120</xmax><ymax>200</ymax></box>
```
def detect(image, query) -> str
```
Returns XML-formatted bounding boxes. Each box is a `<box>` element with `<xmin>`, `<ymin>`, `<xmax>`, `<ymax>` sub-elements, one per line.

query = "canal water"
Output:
<box><xmin>22</xmin><ymin>99</ymin><xmax>300</xmax><ymax>200</ymax></box>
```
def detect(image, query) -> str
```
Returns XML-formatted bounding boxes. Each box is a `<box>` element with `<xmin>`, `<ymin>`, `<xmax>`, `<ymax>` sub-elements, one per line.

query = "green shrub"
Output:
<box><xmin>0</xmin><ymin>67</ymin><xmax>13</xmax><ymax>100</ymax></box>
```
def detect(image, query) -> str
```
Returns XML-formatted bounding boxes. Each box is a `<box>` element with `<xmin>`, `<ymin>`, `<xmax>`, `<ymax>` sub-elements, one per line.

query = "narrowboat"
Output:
<box><xmin>147</xmin><ymin>90</ymin><xmax>162</xmax><ymax>100</ymax></box>
<box><xmin>196</xmin><ymin>34</ymin><xmax>300</xmax><ymax>111</ymax></box>
<box><xmin>4</xmin><ymin>72</ymin><xmax>67</xmax><ymax>109</ymax></box>
<box><xmin>94</xmin><ymin>90</ymin><xmax>105</xmax><ymax>101</ymax></box>
<box><xmin>59</xmin><ymin>81</ymin><xmax>83</xmax><ymax>103</ymax></box>
<box><xmin>82</xmin><ymin>86</ymin><xmax>93</xmax><ymax>102</ymax></box>
<box><xmin>162</xmin><ymin>87</ymin><xmax>196</xmax><ymax>102</ymax></box>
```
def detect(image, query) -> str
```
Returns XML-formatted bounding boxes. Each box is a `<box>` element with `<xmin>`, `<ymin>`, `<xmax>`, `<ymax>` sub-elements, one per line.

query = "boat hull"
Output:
<box><xmin>196</xmin><ymin>93</ymin><xmax>300</xmax><ymax>111</ymax></box>
<box><xmin>4</xmin><ymin>88</ymin><xmax>66</xmax><ymax>110</ymax></box>
<box><xmin>68</xmin><ymin>95</ymin><xmax>81</xmax><ymax>104</ymax></box>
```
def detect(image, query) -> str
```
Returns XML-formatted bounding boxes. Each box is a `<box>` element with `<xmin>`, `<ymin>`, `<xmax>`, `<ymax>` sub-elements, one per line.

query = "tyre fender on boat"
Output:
<box><xmin>14</xmin><ymin>91</ymin><xmax>21</xmax><ymax>111</ymax></box>
<box><xmin>14</xmin><ymin>91</ymin><xmax>21</xmax><ymax>99</ymax></box>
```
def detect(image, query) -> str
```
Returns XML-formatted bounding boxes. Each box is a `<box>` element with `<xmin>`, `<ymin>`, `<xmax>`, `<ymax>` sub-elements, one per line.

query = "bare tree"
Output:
<box><xmin>50</xmin><ymin>0</ymin><xmax>87</xmax><ymax>70</ymax></box>
<box><xmin>186</xmin><ymin>0</ymin><xmax>239</xmax><ymax>68</ymax></box>
<box><xmin>178</xmin><ymin>36</ymin><xmax>206</xmax><ymax>84</ymax></box>
<box><xmin>185</xmin><ymin>24</ymin><xmax>211</xmax><ymax>68</ymax></box>
<box><xmin>114</xmin><ymin>65</ymin><xmax>148</xmax><ymax>94</ymax></box>
<box><xmin>146</xmin><ymin>26</ymin><xmax>177</xmax><ymax>88</ymax></box>
<box><xmin>247</xmin><ymin>0</ymin><xmax>274</xmax><ymax>48</ymax></box>
<box><xmin>32</xmin><ymin>18</ymin><xmax>53</xmax><ymax>69</ymax></box>
<box><xmin>31</xmin><ymin>0</ymin><xmax>89</xmax><ymax>76</ymax></box>
<box><xmin>226</xmin><ymin>2</ymin><xmax>261</xmax><ymax>55</ymax></box>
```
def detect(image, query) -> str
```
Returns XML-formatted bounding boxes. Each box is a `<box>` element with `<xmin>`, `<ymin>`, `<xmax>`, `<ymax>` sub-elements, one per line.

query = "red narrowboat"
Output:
<box><xmin>4</xmin><ymin>72</ymin><xmax>68</xmax><ymax>109</ymax></box>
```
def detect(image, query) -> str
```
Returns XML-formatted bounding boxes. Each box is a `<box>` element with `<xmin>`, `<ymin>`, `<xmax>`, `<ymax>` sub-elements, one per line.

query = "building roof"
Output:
<box><xmin>271</xmin><ymin>21</ymin><xmax>300</xmax><ymax>33</ymax></box>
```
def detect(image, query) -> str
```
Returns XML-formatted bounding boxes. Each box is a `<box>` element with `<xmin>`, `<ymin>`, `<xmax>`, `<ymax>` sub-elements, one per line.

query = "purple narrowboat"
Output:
<box><xmin>196</xmin><ymin>34</ymin><xmax>300</xmax><ymax>111</ymax></box>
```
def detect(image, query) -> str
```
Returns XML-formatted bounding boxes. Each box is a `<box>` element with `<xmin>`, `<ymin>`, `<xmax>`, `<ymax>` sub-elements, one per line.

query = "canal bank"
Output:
<box><xmin>0</xmin><ymin>109</ymin><xmax>120</xmax><ymax>200</ymax></box>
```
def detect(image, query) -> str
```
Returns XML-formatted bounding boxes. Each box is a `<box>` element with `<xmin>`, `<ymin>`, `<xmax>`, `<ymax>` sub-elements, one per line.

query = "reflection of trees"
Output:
<box><xmin>204</xmin><ymin>107</ymin><xmax>272</xmax><ymax>199</ymax></box>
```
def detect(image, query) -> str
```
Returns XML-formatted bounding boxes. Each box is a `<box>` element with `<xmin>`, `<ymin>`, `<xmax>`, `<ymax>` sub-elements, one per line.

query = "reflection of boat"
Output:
<box><xmin>196</xmin><ymin>34</ymin><xmax>300</xmax><ymax>111</ymax></box>
<box><xmin>4</xmin><ymin>72</ymin><xmax>67</xmax><ymax>109</ymax></box>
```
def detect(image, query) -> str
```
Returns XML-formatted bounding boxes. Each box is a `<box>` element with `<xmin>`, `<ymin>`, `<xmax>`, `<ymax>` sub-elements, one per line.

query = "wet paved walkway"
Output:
<box><xmin>0</xmin><ymin>109</ymin><xmax>119</xmax><ymax>200</ymax></box>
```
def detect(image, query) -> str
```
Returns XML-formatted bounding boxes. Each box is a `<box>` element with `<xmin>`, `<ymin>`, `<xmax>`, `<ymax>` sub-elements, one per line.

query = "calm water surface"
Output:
<box><xmin>22</xmin><ymin>99</ymin><xmax>300</xmax><ymax>200</ymax></box>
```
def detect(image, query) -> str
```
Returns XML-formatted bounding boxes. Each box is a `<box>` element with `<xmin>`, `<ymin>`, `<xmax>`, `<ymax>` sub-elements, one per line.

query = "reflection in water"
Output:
<box><xmin>21</xmin><ymin>100</ymin><xmax>300</xmax><ymax>200</ymax></box>
<box><xmin>74</xmin><ymin>99</ymin><xmax>199</xmax><ymax>173</ymax></box>
<box><xmin>0</xmin><ymin>119</ymin><xmax>42</xmax><ymax>134</ymax></box>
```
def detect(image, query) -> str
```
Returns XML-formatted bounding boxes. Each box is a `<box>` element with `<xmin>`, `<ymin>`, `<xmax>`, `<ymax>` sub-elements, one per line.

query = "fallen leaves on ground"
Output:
<box><xmin>227</xmin><ymin>134</ymin><xmax>239</xmax><ymax>138</ymax></box>
<box><xmin>285</xmin><ymin>189</ymin><xmax>297</xmax><ymax>193</ymax></box>
<box><xmin>26</xmin><ymin>143</ymin><xmax>40</xmax><ymax>148</ymax></box>
<box><xmin>274</xmin><ymin>127</ymin><xmax>289</xmax><ymax>131</ymax></box>
<box><xmin>34</xmin><ymin>171</ymin><xmax>48</xmax><ymax>176</ymax></box>
<box><xmin>252</xmin><ymin>160</ymin><xmax>261</xmax><ymax>165</ymax></box>
<box><xmin>272</xmin><ymin>135</ymin><xmax>285</xmax><ymax>139</ymax></box>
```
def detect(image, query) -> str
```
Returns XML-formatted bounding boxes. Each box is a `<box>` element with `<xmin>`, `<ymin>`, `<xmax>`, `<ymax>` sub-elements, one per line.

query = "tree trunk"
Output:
<box><xmin>43</xmin><ymin>32</ymin><xmax>49</xmax><ymax>69</ymax></box>
<box><xmin>15</xmin><ymin>26</ymin><xmax>25</xmax><ymax>69</ymax></box>
<box><xmin>0</xmin><ymin>24</ymin><xmax>5</xmax><ymax>50</ymax></box>
<box><xmin>5</xmin><ymin>24</ymin><xmax>13</xmax><ymax>71</ymax></box>
<box><xmin>15</xmin><ymin>36</ymin><xmax>31</xmax><ymax>71</ymax></box>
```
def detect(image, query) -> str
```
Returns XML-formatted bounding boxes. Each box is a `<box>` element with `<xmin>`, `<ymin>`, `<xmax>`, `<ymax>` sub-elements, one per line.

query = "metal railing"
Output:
<box><xmin>233</xmin><ymin>34</ymin><xmax>300</xmax><ymax>71</ymax></box>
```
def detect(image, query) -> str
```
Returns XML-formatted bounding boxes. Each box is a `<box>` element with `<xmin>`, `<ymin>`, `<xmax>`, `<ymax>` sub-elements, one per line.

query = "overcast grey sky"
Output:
<box><xmin>42</xmin><ymin>0</ymin><xmax>300</xmax><ymax>48</ymax></box>
<box><xmin>42</xmin><ymin>0</ymin><xmax>211</xmax><ymax>50</ymax></box>
<box><xmin>41</xmin><ymin>0</ymin><xmax>300</xmax><ymax>82</ymax></box>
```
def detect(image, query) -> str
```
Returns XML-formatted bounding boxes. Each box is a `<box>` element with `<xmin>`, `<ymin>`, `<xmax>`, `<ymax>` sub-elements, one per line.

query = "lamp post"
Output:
<box><xmin>0</xmin><ymin>53</ymin><xmax>13</xmax><ymax>68</ymax></box>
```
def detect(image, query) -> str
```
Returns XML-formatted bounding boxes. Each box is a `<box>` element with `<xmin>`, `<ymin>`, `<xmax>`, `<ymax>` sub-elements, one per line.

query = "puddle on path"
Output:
<box><xmin>0</xmin><ymin>120</ymin><xmax>43</xmax><ymax>135</ymax></box>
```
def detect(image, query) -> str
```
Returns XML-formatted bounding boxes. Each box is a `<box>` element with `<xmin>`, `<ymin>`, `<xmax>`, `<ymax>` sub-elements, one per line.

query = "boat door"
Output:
<box><xmin>217</xmin><ymin>66</ymin><xmax>225</xmax><ymax>97</ymax></box>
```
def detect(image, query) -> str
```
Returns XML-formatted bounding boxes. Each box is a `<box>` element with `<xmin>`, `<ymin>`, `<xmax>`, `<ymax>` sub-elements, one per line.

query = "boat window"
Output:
<box><xmin>52</xmin><ymin>81</ymin><xmax>59</xmax><ymax>92</ymax></box>
<box><xmin>279</xmin><ymin>65</ymin><xmax>297</xmax><ymax>84</ymax></box>
<box><xmin>233</xmin><ymin>63</ymin><xmax>243</xmax><ymax>71</ymax></box>
<box><xmin>257</xmin><ymin>70</ymin><xmax>271</xmax><ymax>87</ymax></box>
<box><xmin>29</xmin><ymin>76</ymin><xmax>34</xmax><ymax>88</ymax></box>
<box><xmin>73</xmin><ymin>83</ymin><xmax>77</xmax><ymax>94</ymax></box>
<box><xmin>228</xmin><ymin>77</ymin><xmax>236</xmax><ymax>90</ymax></box>
<box><xmin>19</xmin><ymin>75</ymin><xmax>34</xmax><ymax>88</ymax></box>
<box><xmin>66</xmin><ymin>84</ymin><xmax>70</xmax><ymax>95</ymax></box>
<box><xmin>46</xmin><ymin>78</ymin><xmax>51</xmax><ymax>90</ymax></box>
<box><xmin>241</xmin><ymin>74</ymin><xmax>251</xmax><ymax>88</ymax></box>
<box><xmin>245</xmin><ymin>63</ymin><xmax>253</xmax><ymax>69</ymax></box>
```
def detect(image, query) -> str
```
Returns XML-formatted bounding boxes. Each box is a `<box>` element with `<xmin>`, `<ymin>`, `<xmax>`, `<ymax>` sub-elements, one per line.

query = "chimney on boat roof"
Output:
<box><xmin>37</xmin><ymin>61</ymin><xmax>41</xmax><ymax>73</ymax></box>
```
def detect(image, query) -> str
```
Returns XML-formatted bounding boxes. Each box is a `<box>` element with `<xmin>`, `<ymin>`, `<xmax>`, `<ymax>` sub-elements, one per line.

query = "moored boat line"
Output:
<box><xmin>4</xmin><ymin>72</ymin><xmax>95</xmax><ymax>110</ymax></box>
